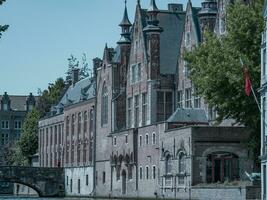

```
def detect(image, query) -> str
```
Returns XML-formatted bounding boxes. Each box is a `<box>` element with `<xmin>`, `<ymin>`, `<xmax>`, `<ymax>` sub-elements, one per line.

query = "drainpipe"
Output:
<box><xmin>92</xmin><ymin>75</ymin><xmax>97</xmax><ymax>197</ymax></box>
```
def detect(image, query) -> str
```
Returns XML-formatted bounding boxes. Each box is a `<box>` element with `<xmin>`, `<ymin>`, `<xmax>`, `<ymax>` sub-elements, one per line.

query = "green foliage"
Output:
<box><xmin>184</xmin><ymin>1</ymin><xmax>264</xmax><ymax>163</ymax></box>
<box><xmin>17</xmin><ymin>108</ymin><xmax>40</xmax><ymax>165</ymax></box>
<box><xmin>0</xmin><ymin>0</ymin><xmax>8</xmax><ymax>38</ymax></box>
<box><xmin>65</xmin><ymin>54</ymin><xmax>91</xmax><ymax>84</ymax></box>
<box><xmin>36</xmin><ymin>77</ymin><xmax>65</xmax><ymax>117</ymax></box>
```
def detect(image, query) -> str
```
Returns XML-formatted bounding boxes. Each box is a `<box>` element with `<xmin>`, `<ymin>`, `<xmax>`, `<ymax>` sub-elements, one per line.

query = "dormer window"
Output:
<box><xmin>3</xmin><ymin>103</ymin><xmax>8</xmax><ymax>111</ymax></box>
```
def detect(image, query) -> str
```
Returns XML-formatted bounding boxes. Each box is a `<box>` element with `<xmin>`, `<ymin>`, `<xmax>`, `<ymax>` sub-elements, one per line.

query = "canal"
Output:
<box><xmin>0</xmin><ymin>197</ymin><xmax>112</xmax><ymax>200</ymax></box>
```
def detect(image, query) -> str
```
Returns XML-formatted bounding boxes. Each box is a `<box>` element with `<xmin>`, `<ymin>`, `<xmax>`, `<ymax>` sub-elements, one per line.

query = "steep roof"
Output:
<box><xmin>0</xmin><ymin>95</ymin><xmax>37</xmax><ymax>111</ymax></box>
<box><xmin>167</xmin><ymin>108</ymin><xmax>208</xmax><ymax>124</ymax></box>
<box><xmin>158</xmin><ymin>11</ymin><xmax>185</xmax><ymax>74</ymax></box>
<box><xmin>57</xmin><ymin>76</ymin><xmax>95</xmax><ymax>108</ymax></box>
<box><xmin>191</xmin><ymin>7</ymin><xmax>201</xmax><ymax>43</ymax></box>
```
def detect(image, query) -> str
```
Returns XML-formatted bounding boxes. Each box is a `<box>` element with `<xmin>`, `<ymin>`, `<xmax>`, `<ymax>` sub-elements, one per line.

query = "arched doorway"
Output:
<box><xmin>121</xmin><ymin>169</ymin><xmax>126</xmax><ymax>194</ymax></box>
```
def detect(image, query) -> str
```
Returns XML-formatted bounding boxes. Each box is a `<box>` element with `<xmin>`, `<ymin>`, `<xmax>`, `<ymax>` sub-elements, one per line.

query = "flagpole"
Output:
<box><xmin>240</xmin><ymin>58</ymin><xmax>261</xmax><ymax>112</ymax></box>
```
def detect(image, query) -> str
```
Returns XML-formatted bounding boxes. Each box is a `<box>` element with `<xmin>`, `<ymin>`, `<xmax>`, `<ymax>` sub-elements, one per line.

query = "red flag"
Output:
<box><xmin>243</xmin><ymin>67</ymin><xmax>251</xmax><ymax>96</ymax></box>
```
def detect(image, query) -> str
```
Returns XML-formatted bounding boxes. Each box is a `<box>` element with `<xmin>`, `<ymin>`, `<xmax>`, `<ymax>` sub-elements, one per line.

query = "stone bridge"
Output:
<box><xmin>0</xmin><ymin>166</ymin><xmax>65</xmax><ymax>197</ymax></box>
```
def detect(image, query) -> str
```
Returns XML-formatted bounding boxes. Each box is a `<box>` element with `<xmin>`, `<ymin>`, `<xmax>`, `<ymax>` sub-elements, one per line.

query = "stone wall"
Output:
<box><xmin>65</xmin><ymin>166</ymin><xmax>93</xmax><ymax>196</ymax></box>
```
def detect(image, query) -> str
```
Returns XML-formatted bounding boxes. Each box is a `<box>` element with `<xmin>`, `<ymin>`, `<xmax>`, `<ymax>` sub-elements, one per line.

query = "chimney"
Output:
<box><xmin>72</xmin><ymin>68</ymin><xmax>79</xmax><ymax>86</ymax></box>
<box><xmin>93</xmin><ymin>57</ymin><xmax>102</xmax><ymax>77</ymax></box>
<box><xmin>168</xmin><ymin>4</ymin><xmax>183</xmax><ymax>12</ymax></box>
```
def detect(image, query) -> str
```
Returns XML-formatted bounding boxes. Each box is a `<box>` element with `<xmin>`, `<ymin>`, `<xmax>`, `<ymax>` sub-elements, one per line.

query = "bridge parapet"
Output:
<box><xmin>0</xmin><ymin>166</ymin><xmax>65</xmax><ymax>197</ymax></box>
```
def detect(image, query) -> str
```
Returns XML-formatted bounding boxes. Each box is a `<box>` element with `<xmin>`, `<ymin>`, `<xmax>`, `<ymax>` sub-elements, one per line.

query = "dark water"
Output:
<box><xmin>0</xmin><ymin>198</ymin><xmax>105</xmax><ymax>200</ymax></box>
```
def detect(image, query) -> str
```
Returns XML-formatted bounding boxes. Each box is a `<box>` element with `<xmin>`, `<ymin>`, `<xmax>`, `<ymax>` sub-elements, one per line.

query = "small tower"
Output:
<box><xmin>1</xmin><ymin>92</ymin><xmax>10</xmax><ymax>111</ymax></box>
<box><xmin>143</xmin><ymin>0</ymin><xmax>163</xmax><ymax>80</ymax></box>
<box><xmin>117</xmin><ymin>0</ymin><xmax>132</xmax><ymax>45</ymax></box>
<box><xmin>198</xmin><ymin>0</ymin><xmax>218</xmax><ymax>39</ymax></box>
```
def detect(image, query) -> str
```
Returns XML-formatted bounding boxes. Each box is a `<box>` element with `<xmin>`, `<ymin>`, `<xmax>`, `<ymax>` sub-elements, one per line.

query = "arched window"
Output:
<box><xmin>139</xmin><ymin>135</ymin><xmax>142</xmax><ymax>147</ymax></box>
<box><xmin>145</xmin><ymin>133</ymin><xmax>149</xmax><ymax>145</ymax></box>
<box><xmin>84</xmin><ymin>111</ymin><xmax>87</xmax><ymax>133</ymax></box>
<box><xmin>139</xmin><ymin>166</ymin><xmax>143</xmax><ymax>180</ymax></box>
<box><xmin>146</xmin><ymin>166</ymin><xmax>149</xmax><ymax>179</ymax></box>
<box><xmin>66</xmin><ymin>116</ymin><xmax>70</xmax><ymax>136</ymax></box>
<box><xmin>152</xmin><ymin>132</ymin><xmax>156</xmax><ymax>145</ymax></box>
<box><xmin>71</xmin><ymin>114</ymin><xmax>75</xmax><ymax>136</ymax></box>
<box><xmin>101</xmin><ymin>83</ymin><xmax>108</xmax><ymax>125</ymax></box>
<box><xmin>165</xmin><ymin>154</ymin><xmax>172</xmax><ymax>174</ymax></box>
<box><xmin>179</xmin><ymin>152</ymin><xmax>186</xmax><ymax>173</ymax></box>
<box><xmin>78</xmin><ymin>112</ymin><xmax>81</xmax><ymax>134</ymax></box>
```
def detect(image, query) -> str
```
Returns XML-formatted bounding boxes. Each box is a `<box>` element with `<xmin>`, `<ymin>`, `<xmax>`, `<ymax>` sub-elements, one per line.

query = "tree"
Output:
<box><xmin>0</xmin><ymin>0</ymin><xmax>9</xmax><ymax>38</ymax></box>
<box><xmin>17</xmin><ymin>108</ymin><xmax>40</xmax><ymax>165</ymax></box>
<box><xmin>36</xmin><ymin>77</ymin><xmax>65</xmax><ymax>117</ymax></box>
<box><xmin>65</xmin><ymin>54</ymin><xmax>79</xmax><ymax>84</ymax></box>
<box><xmin>184</xmin><ymin>0</ymin><xmax>264</xmax><ymax>163</ymax></box>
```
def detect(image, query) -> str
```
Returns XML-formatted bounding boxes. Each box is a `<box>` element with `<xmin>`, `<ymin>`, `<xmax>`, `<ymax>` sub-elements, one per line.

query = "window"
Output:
<box><xmin>208</xmin><ymin>106</ymin><xmax>216</xmax><ymax>120</ymax></box>
<box><xmin>67</xmin><ymin>176</ymin><xmax>69</xmax><ymax>185</ymax></box>
<box><xmin>137</xmin><ymin>63</ymin><xmax>141</xmax><ymax>81</ymax></box>
<box><xmin>128</xmin><ymin>98</ymin><xmax>132</xmax><ymax>128</ymax></box>
<box><xmin>165</xmin><ymin>155</ymin><xmax>171</xmax><ymax>174</ymax></box>
<box><xmin>177</xmin><ymin>91</ymin><xmax>183</xmax><ymax>108</ymax></box>
<box><xmin>66</xmin><ymin>116</ymin><xmax>70</xmax><ymax>136</ymax></box>
<box><xmin>78</xmin><ymin>179</ymin><xmax>80</xmax><ymax>193</ymax></box>
<box><xmin>152</xmin><ymin>166</ymin><xmax>156</xmax><ymax>179</ymax></box>
<box><xmin>14</xmin><ymin>121</ymin><xmax>22</xmax><ymax>130</ymax></box>
<box><xmin>1</xmin><ymin>121</ymin><xmax>9</xmax><ymax>129</ymax></box>
<box><xmin>185</xmin><ymin>88</ymin><xmax>192</xmax><ymax>108</ymax></box>
<box><xmin>128</xmin><ymin>165</ymin><xmax>132</xmax><ymax>180</ymax></box>
<box><xmin>125</xmin><ymin>135</ymin><xmax>128</xmax><ymax>144</ymax></box>
<box><xmin>89</xmin><ymin>108</ymin><xmax>94</xmax><ymax>134</ymax></box>
<box><xmin>139</xmin><ymin>166</ymin><xmax>143</xmax><ymax>180</ymax></box>
<box><xmin>78</xmin><ymin>112</ymin><xmax>81</xmax><ymax>134</ymax></box>
<box><xmin>185</xmin><ymin>32</ymin><xmax>190</xmax><ymax>46</ymax></box>
<box><xmin>179</xmin><ymin>152</ymin><xmax>186</xmax><ymax>173</ymax></box>
<box><xmin>146</xmin><ymin>166</ymin><xmax>149</xmax><ymax>179</ymax></box>
<box><xmin>58</xmin><ymin>124</ymin><xmax>61</xmax><ymax>145</ymax></box>
<box><xmin>54</xmin><ymin>125</ymin><xmax>57</xmax><ymax>145</ymax></box>
<box><xmin>95</xmin><ymin>171</ymin><xmax>98</xmax><ymax>185</ymax></box>
<box><xmin>86</xmin><ymin>174</ymin><xmax>89</xmax><ymax>186</ymax></box>
<box><xmin>101</xmin><ymin>84</ymin><xmax>108</xmax><ymax>125</ymax></box>
<box><xmin>84</xmin><ymin>111</ymin><xmax>87</xmax><ymax>133</ymax></box>
<box><xmin>152</xmin><ymin>132</ymin><xmax>156</xmax><ymax>145</ymax></box>
<box><xmin>145</xmin><ymin>133</ymin><xmax>149</xmax><ymax>145</ymax></box>
<box><xmin>113</xmin><ymin>137</ymin><xmax>117</xmax><ymax>146</ymax></box>
<box><xmin>157</xmin><ymin>92</ymin><xmax>173</xmax><ymax>121</ymax></box>
<box><xmin>3</xmin><ymin>103</ymin><xmax>8</xmax><ymax>111</ymax></box>
<box><xmin>206</xmin><ymin>152</ymin><xmax>239</xmax><ymax>183</ymax></box>
<box><xmin>194</xmin><ymin>96</ymin><xmax>201</xmax><ymax>108</ymax></box>
<box><xmin>142</xmin><ymin>93</ymin><xmax>147</xmax><ymax>125</ymax></box>
<box><xmin>264</xmin><ymin>49</ymin><xmax>266</xmax><ymax>77</ymax></box>
<box><xmin>134</xmin><ymin>95</ymin><xmax>139</xmax><ymax>127</ymax></box>
<box><xmin>103</xmin><ymin>171</ymin><xmax>106</xmax><ymax>184</ymax></box>
<box><xmin>131</xmin><ymin>65</ymin><xmax>136</xmax><ymax>83</ymax></box>
<box><xmin>139</xmin><ymin>135</ymin><xmax>142</xmax><ymax>147</ymax></box>
<box><xmin>184</xmin><ymin>61</ymin><xmax>189</xmax><ymax>78</ymax></box>
<box><xmin>70</xmin><ymin>179</ymin><xmax>73</xmax><ymax>193</ymax></box>
<box><xmin>71</xmin><ymin>114</ymin><xmax>75</xmax><ymax>136</ymax></box>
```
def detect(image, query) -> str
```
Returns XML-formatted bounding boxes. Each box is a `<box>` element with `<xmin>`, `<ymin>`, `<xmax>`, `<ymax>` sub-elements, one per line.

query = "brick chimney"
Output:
<box><xmin>72</xmin><ymin>68</ymin><xmax>79</xmax><ymax>86</ymax></box>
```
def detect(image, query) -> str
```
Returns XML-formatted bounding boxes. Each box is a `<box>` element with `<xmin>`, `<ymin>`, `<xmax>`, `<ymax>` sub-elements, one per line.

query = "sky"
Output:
<box><xmin>0</xmin><ymin>0</ymin><xmax>201</xmax><ymax>95</ymax></box>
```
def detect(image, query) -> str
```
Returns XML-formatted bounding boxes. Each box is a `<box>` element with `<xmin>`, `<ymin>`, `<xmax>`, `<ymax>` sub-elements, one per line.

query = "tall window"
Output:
<box><xmin>146</xmin><ymin>166</ymin><xmax>149</xmax><ymax>179</ymax></box>
<box><xmin>66</xmin><ymin>116</ymin><xmax>70</xmax><ymax>136</ymax></box>
<box><xmin>131</xmin><ymin>65</ymin><xmax>136</xmax><ymax>83</ymax></box>
<box><xmin>101</xmin><ymin>84</ymin><xmax>108</xmax><ymax>125</ymax></box>
<box><xmin>194</xmin><ymin>87</ymin><xmax>201</xmax><ymax>108</ymax></box>
<box><xmin>157</xmin><ymin>92</ymin><xmax>173</xmax><ymax>121</ymax></box>
<box><xmin>89</xmin><ymin>108</ymin><xmax>94</xmax><ymax>134</ymax></box>
<box><xmin>71</xmin><ymin>114</ymin><xmax>75</xmax><ymax>136</ymax></box>
<box><xmin>184</xmin><ymin>61</ymin><xmax>189</xmax><ymax>78</ymax></box>
<box><xmin>165</xmin><ymin>155</ymin><xmax>171</xmax><ymax>174</ymax></box>
<box><xmin>84</xmin><ymin>111</ymin><xmax>87</xmax><ymax>133</ymax></box>
<box><xmin>179</xmin><ymin>152</ymin><xmax>186</xmax><ymax>173</ymax></box>
<box><xmin>128</xmin><ymin>98</ymin><xmax>132</xmax><ymax>128</ymax></box>
<box><xmin>139</xmin><ymin>135</ymin><xmax>142</xmax><ymax>147</ymax></box>
<box><xmin>139</xmin><ymin>166</ymin><xmax>143</xmax><ymax>180</ymax></box>
<box><xmin>152</xmin><ymin>132</ymin><xmax>156</xmax><ymax>145</ymax></box>
<box><xmin>134</xmin><ymin>95</ymin><xmax>139</xmax><ymax>127</ymax></box>
<box><xmin>152</xmin><ymin>166</ymin><xmax>156</xmax><ymax>179</ymax></box>
<box><xmin>78</xmin><ymin>112</ymin><xmax>81</xmax><ymax>135</ymax></box>
<box><xmin>137</xmin><ymin>63</ymin><xmax>141</xmax><ymax>81</ymax></box>
<box><xmin>185</xmin><ymin>88</ymin><xmax>192</xmax><ymax>108</ymax></box>
<box><xmin>58</xmin><ymin>124</ymin><xmax>61</xmax><ymax>145</ymax></box>
<box><xmin>142</xmin><ymin>93</ymin><xmax>147</xmax><ymax>125</ymax></box>
<box><xmin>54</xmin><ymin>125</ymin><xmax>57</xmax><ymax>145</ymax></box>
<box><xmin>177</xmin><ymin>91</ymin><xmax>183</xmax><ymax>108</ymax></box>
<box><xmin>264</xmin><ymin>49</ymin><xmax>266</xmax><ymax>78</ymax></box>
<box><xmin>1</xmin><ymin>121</ymin><xmax>9</xmax><ymax>129</ymax></box>
<box><xmin>145</xmin><ymin>133</ymin><xmax>149</xmax><ymax>145</ymax></box>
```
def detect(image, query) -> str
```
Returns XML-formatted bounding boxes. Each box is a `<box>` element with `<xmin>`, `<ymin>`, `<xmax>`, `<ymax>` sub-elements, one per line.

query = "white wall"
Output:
<box><xmin>65</xmin><ymin>166</ymin><xmax>93</xmax><ymax>196</ymax></box>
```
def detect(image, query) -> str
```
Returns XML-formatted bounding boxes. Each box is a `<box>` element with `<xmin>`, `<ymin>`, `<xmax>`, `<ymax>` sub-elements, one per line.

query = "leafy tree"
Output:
<box><xmin>0</xmin><ymin>0</ymin><xmax>9</xmax><ymax>38</ymax></box>
<box><xmin>65</xmin><ymin>54</ymin><xmax>91</xmax><ymax>84</ymax></box>
<box><xmin>17</xmin><ymin>108</ymin><xmax>40</xmax><ymax>165</ymax></box>
<box><xmin>36</xmin><ymin>77</ymin><xmax>65</xmax><ymax>117</ymax></box>
<box><xmin>184</xmin><ymin>0</ymin><xmax>264</xmax><ymax>164</ymax></box>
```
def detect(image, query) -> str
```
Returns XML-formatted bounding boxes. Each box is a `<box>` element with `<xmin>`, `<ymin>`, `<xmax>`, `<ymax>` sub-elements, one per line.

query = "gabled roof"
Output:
<box><xmin>0</xmin><ymin>95</ymin><xmax>37</xmax><ymax>111</ymax></box>
<box><xmin>167</xmin><ymin>108</ymin><xmax>208</xmax><ymax>124</ymax></box>
<box><xmin>191</xmin><ymin>7</ymin><xmax>201</xmax><ymax>43</ymax></box>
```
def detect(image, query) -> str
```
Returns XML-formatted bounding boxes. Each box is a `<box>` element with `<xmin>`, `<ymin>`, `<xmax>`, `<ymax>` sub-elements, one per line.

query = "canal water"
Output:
<box><xmin>0</xmin><ymin>197</ymin><xmax>110</xmax><ymax>200</ymax></box>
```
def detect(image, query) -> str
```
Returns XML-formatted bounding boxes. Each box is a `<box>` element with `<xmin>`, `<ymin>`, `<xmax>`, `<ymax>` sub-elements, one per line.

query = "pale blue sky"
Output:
<box><xmin>0</xmin><ymin>0</ymin><xmax>201</xmax><ymax>95</ymax></box>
